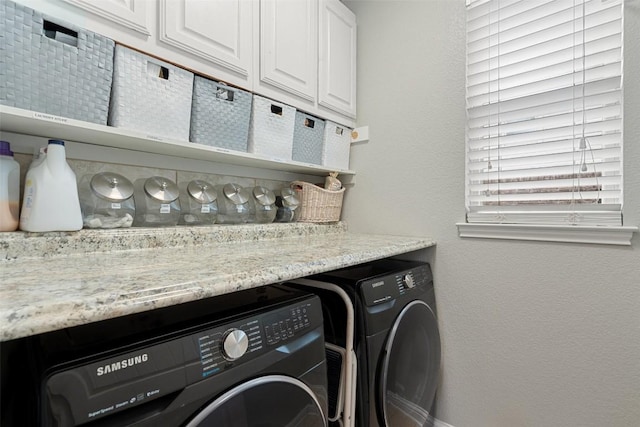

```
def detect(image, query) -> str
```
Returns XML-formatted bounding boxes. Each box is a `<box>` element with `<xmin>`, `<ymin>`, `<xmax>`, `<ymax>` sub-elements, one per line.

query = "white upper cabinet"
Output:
<box><xmin>61</xmin><ymin>0</ymin><xmax>151</xmax><ymax>36</ymax></box>
<box><xmin>158</xmin><ymin>0</ymin><xmax>253</xmax><ymax>81</ymax></box>
<box><xmin>319</xmin><ymin>0</ymin><xmax>357</xmax><ymax>119</ymax></box>
<box><xmin>256</xmin><ymin>0</ymin><xmax>356</xmax><ymax>126</ymax></box>
<box><xmin>257</xmin><ymin>0</ymin><xmax>318</xmax><ymax>103</ymax></box>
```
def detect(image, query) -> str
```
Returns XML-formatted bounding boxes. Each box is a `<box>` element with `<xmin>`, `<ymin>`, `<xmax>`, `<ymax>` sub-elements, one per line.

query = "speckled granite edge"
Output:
<box><xmin>1</xmin><ymin>233</ymin><xmax>436</xmax><ymax>341</ymax></box>
<box><xmin>0</xmin><ymin>222</ymin><xmax>348</xmax><ymax>261</ymax></box>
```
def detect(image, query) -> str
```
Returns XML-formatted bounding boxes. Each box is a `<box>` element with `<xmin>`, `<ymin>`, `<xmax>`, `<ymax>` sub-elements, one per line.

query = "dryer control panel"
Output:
<box><xmin>360</xmin><ymin>263</ymin><xmax>432</xmax><ymax>307</ymax></box>
<box><xmin>313</xmin><ymin>259</ymin><xmax>433</xmax><ymax>308</ymax></box>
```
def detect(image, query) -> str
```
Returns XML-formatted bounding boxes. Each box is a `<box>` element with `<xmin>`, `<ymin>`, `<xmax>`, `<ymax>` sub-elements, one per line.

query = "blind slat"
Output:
<box><xmin>468</xmin><ymin>134</ymin><xmax>621</xmax><ymax>157</ymax></box>
<box><xmin>468</xmin><ymin>100</ymin><xmax>621</xmax><ymax>134</ymax></box>
<box><xmin>469</xmin><ymin>175</ymin><xmax>622</xmax><ymax>192</ymax></box>
<box><xmin>467</xmin><ymin>117</ymin><xmax>622</xmax><ymax>147</ymax></box>
<box><xmin>467</xmin><ymin>76</ymin><xmax>621</xmax><ymax>110</ymax></box>
<box><xmin>468</xmin><ymin>95</ymin><xmax>621</xmax><ymax>130</ymax></box>
<box><xmin>467</xmin><ymin>160</ymin><xmax>622</xmax><ymax>182</ymax></box>
<box><xmin>467</xmin><ymin>64</ymin><xmax>621</xmax><ymax>106</ymax></box>
<box><xmin>468</xmin><ymin>76</ymin><xmax>621</xmax><ymax>115</ymax></box>
<box><xmin>468</xmin><ymin>43</ymin><xmax>621</xmax><ymax>86</ymax></box>
<box><xmin>467</xmin><ymin>148</ymin><xmax>621</xmax><ymax>175</ymax></box>
<box><xmin>468</xmin><ymin>189</ymin><xmax>620</xmax><ymax>204</ymax></box>
<box><xmin>468</xmin><ymin>47</ymin><xmax>621</xmax><ymax>93</ymax></box>
<box><xmin>467</xmin><ymin>137</ymin><xmax>621</xmax><ymax>162</ymax></box>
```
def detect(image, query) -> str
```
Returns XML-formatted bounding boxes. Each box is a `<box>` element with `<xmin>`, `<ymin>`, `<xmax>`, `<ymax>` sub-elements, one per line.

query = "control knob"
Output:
<box><xmin>402</xmin><ymin>274</ymin><xmax>415</xmax><ymax>288</ymax></box>
<box><xmin>222</xmin><ymin>329</ymin><xmax>249</xmax><ymax>361</ymax></box>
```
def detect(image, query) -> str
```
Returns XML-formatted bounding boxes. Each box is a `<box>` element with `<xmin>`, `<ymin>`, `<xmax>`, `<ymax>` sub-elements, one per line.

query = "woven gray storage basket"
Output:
<box><xmin>292</xmin><ymin>111</ymin><xmax>326</xmax><ymax>165</ymax></box>
<box><xmin>109</xmin><ymin>45</ymin><xmax>194</xmax><ymax>141</ymax></box>
<box><xmin>0</xmin><ymin>0</ymin><xmax>114</xmax><ymax>125</ymax></box>
<box><xmin>248</xmin><ymin>95</ymin><xmax>296</xmax><ymax>161</ymax></box>
<box><xmin>190</xmin><ymin>77</ymin><xmax>252</xmax><ymax>151</ymax></box>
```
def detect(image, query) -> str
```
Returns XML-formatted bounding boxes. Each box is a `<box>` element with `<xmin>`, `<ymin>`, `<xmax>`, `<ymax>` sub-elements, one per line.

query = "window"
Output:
<box><xmin>464</xmin><ymin>0</ymin><xmax>624</xmax><ymax>228</ymax></box>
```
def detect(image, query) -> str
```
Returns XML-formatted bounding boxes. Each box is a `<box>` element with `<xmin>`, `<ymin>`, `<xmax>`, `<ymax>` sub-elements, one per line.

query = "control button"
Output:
<box><xmin>222</xmin><ymin>329</ymin><xmax>249</xmax><ymax>361</ymax></box>
<box><xmin>403</xmin><ymin>274</ymin><xmax>415</xmax><ymax>288</ymax></box>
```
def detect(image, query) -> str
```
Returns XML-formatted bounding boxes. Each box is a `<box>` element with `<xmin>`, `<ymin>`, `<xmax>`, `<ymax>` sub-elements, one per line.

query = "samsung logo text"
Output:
<box><xmin>96</xmin><ymin>354</ymin><xmax>149</xmax><ymax>376</ymax></box>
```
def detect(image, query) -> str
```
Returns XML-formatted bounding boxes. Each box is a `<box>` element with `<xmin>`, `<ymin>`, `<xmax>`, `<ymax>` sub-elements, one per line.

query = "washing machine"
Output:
<box><xmin>0</xmin><ymin>284</ymin><xmax>328</xmax><ymax>426</ymax></box>
<box><xmin>291</xmin><ymin>258</ymin><xmax>441</xmax><ymax>427</ymax></box>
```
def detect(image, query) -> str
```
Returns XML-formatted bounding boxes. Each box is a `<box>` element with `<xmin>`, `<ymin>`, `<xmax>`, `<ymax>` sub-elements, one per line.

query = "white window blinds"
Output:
<box><xmin>465</xmin><ymin>0</ymin><xmax>624</xmax><ymax>226</ymax></box>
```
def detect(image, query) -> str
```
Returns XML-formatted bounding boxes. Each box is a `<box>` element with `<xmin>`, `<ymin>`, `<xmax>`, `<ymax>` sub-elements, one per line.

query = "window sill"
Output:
<box><xmin>456</xmin><ymin>223</ymin><xmax>638</xmax><ymax>246</ymax></box>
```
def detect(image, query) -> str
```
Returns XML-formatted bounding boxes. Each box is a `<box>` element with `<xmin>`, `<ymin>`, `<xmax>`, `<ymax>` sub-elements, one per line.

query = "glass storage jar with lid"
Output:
<box><xmin>274</xmin><ymin>187</ymin><xmax>300</xmax><ymax>223</ymax></box>
<box><xmin>178</xmin><ymin>179</ymin><xmax>218</xmax><ymax>225</ymax></box>
<box><xmin>216</xmin><ymin>183</ymin><xmax>251</xmax><ymax>224</ymax></box>
<box><xmin>132</xmin><ymin>176</ymin><xmax>181</xmax><ymax>227</ymax></box>
<box><xmin>249</xmin><ymin>186</ymin><xmax>277</xmax><ymax>223</ymax></box>
<box><xmin>78</xmin><ymin>172</ymin><xmax>135</xmax><ymax>228</ymax></box>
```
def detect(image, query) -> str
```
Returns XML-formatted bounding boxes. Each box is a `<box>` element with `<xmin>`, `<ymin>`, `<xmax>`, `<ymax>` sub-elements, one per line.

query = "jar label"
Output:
<box><xmin>201</xmin><ymin>205</ymin><xmax>210</xmax><ymax>213</ymax></box>
<box><xmin>111</xmin><ymin>203</ymin><xmax>121</xmax><ymax>210</ymax></box>
<box><xmin>160</xmin><ymin>204</ymin><xmax>171</xmax><ymax>214</ymax></box>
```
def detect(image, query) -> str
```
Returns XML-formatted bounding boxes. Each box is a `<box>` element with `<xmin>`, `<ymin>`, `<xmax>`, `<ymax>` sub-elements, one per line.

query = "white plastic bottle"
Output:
<box><xmin>19</xmin><ymin>139</ymin><xmax>83</xmax><ymax>232</ymax></box>
<box><xmin>0</xmin><ymin>141</ymin><xmax>20</xmax><ymax>232</ymax></box>
<box><xmin>29</xmin><ymin>145</ymin><xmax>48</xmax><ymax>170</ymax></box>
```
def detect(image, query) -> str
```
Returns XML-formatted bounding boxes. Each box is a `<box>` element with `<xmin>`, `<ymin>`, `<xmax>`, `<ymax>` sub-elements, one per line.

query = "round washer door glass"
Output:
<box><xmin>185</xmin><ymin>375</ymin><xmax>326</xmax><ymax>427</ymax></box>
<box><xmin>380</xmin><ymin>300</ymin><xmax>441</xmax><ymax>427</ymax></box>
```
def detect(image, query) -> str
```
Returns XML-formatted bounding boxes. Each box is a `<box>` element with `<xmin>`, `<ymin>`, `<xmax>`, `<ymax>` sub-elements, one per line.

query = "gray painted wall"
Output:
<box><xmin>343</xmin><ymin>1</ymin><xmax>640</xmax><ymax>426</ymax></box>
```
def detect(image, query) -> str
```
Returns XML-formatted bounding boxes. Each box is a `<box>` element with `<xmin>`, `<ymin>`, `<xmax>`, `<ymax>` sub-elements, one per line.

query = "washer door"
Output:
<box><xmin>185</xmin><ymin>375</ymin><xmax>326</xmax><ymax>427</ymax></box>
<box><xmin>379</xmin><ymin>300</ymin><xmax>441</xmax><ymax>427</ymax></box>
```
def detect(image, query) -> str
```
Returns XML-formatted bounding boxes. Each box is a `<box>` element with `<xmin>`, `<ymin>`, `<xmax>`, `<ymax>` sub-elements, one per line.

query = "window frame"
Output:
<box><xmin>460</xmin><ymin>0</ymin><xmax>637</xmax><ymax>245</ymax></box>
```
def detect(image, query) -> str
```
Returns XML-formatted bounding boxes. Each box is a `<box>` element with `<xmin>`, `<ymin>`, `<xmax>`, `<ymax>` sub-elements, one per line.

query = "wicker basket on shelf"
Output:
<box><xmin>291</xmin><ymin>181</ymin><xmax>346</xmax><ymax>223</ymax></box>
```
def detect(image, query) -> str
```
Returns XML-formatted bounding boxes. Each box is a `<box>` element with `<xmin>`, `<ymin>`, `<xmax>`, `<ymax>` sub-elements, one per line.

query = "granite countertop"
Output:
<box><xmin>0</xmin><ymin>223</ymin><xmax>436</xmax><ymax>342</ymax></box>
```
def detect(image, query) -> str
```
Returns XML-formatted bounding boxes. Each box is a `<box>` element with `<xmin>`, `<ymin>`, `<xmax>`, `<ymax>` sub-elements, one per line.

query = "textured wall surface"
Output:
<box><xmin>344</xmin><ymin>1</ymin><xmax>640</xmax><ymax>426</ymax></box>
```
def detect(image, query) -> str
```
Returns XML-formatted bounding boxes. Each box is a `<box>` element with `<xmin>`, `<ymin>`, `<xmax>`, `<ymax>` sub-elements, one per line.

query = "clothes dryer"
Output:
<box><xmin>0</xmin><ymin>285</ymin><xmax>328</xmax><ymax>426</ymax></box>
<box><xmin>294</xmin><ymin>259</ymin><xmax>441</xmax><ymax>427</ymax></box>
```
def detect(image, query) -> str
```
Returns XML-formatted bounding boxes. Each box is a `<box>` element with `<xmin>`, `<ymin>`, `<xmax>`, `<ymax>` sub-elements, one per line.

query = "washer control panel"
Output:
<box><xmin>196</xmin><ymin>319</ymin><xmax>262</xmax><ymax>379</ymax></box>
<box><xmin>263</xmin><ymin>302</ymin><xmax>312</xmax><ymax>346</ymax></box>
<box><xmin>192</xmin><ymin>300</ymin><xmax>316</xmax><ymax>381</ymax></box>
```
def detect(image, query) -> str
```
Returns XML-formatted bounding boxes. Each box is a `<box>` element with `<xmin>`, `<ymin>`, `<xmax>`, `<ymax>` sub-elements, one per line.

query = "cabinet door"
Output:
<box><xmin>159</xmin><ymin>0</ymin><xmax>253</xmax><ymax>81</ymax></box>
<box><xmin>319</xmin><ymin>0</ymin><xmax>356</xmax><ymax>118</ymax></box>
<box><xmin>61</xmin><ymin>0</ymin><xmax>151</xmax><ymax>36</ymax></box>
<box><xmin>259</xmin><ymin>0</ymin><xmax>318</xmax><ymax>102</ymax></box>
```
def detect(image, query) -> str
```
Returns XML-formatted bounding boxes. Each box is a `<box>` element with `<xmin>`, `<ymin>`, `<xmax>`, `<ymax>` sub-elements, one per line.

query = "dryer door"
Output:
<box><xmin>185</xmin><ymin>375</ymin><xmax>326</xmax><ymax>427</ymax></box>
<box><xmin>379</xmin><ymin>300</ymin><xmax>441</xmax><ymax>427</ymax></box>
